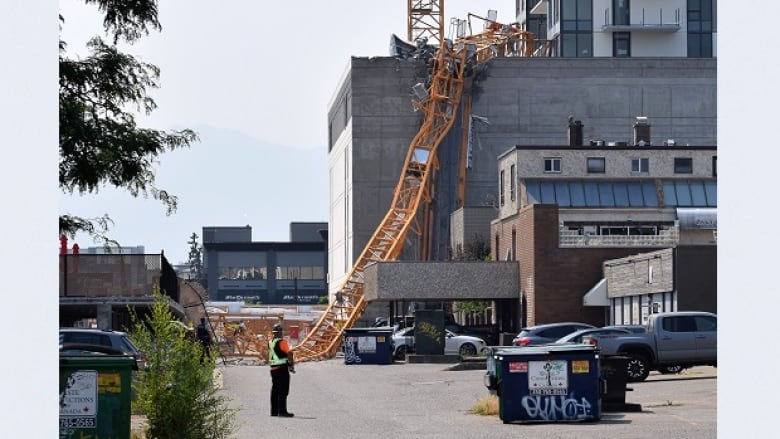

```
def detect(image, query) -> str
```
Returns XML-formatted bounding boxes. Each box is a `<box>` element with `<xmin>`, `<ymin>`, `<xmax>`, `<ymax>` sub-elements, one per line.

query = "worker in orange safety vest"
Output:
<box><xmin>268</xmin><ymin>323</ymin><xmax>295</xmax><ymax>417</ymax></box>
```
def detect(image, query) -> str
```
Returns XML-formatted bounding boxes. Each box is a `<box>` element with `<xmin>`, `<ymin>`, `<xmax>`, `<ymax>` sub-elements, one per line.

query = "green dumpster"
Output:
<box><xmin>59</xmin><ymin>354</ymin><xmax>134</xmax><ymax>439</ymax></box>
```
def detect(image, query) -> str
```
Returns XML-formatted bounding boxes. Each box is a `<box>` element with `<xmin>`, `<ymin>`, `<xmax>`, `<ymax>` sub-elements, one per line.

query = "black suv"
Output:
<box><xmin>59</xmin><ymin>328</ymin><xmax>145</xmax><ymax>368</ymax></box>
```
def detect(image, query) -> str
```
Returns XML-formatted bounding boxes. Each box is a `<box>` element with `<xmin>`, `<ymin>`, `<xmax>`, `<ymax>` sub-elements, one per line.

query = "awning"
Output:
<box><xmin>583</xmin><ymin>278</ymin><xmax>609</xmax><ymax>306</ymax></box>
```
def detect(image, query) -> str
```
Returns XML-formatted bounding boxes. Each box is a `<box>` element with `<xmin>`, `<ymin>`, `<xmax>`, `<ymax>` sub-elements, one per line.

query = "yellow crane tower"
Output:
<box><xmin>292</xmin><ymin>10</ymin><xmax>535</xmax><ymax>363</ymax></box>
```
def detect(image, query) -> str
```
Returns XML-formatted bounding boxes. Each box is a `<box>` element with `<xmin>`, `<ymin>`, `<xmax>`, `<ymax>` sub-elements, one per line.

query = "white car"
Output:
<box><xmin>392</xmin><ymin>327</ymin><xmax>486</xmax><ymax>360</ymax></box>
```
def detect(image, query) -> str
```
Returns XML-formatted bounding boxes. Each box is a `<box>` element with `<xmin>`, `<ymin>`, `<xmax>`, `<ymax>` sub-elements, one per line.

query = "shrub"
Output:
<box><xmin>129</xmin><ymin>287</ymin><xmax>237</xmax><ymax>439</ymax></box>
<box><xmin>470</xmin><ymin>395</ymin><xmax>499</xmax><ymax>416</ymax></box>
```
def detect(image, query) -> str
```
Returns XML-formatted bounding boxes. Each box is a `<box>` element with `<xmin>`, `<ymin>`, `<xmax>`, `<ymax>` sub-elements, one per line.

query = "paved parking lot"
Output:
<box><xmin>221</xmin><ymin>360</ymin><xmax>716</xmax><ymax>439</ymax></box>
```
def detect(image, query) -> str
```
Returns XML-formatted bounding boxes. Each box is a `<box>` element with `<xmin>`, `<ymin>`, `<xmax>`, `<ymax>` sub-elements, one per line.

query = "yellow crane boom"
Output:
<box><xmin>293</xmin><ymin>19</ymin><xmax>534</xmax><ymax>362</ymax></box>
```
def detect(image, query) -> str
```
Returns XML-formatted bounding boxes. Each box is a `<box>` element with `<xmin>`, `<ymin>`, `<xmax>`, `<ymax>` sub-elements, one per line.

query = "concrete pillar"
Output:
<box><xmin>97</xmin><ymin>304</ymin><xmax>112</xmax><ymax>330</ymax></box>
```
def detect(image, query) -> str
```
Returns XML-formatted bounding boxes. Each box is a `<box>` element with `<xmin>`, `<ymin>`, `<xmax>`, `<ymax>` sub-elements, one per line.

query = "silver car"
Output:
<box><xmin>392</xmin><ymin>327</ymin><xmax>486</xmax><ymax>360</ymax></box>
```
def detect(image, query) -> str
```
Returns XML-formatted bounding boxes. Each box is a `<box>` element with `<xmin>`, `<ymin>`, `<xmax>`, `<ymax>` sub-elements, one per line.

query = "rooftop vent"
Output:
<box><xmin>567</xmin><ymin>116</ymin><xmax>584</xmax><ymax>147</ymax></box>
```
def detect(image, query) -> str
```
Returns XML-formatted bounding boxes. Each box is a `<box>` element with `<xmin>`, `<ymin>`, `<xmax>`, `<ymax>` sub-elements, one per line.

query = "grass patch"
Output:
<box><xmin>471</xmin><ymin>395</ymin><xmax>499</xmax><ymax>416</ymax></box>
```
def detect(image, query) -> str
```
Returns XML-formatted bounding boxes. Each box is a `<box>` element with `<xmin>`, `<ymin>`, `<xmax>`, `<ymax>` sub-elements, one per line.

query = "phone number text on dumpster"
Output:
<box><xmin>60</xmin><ymin>417</ymin><xmax>96</xmax><ymax>428</ymax></box>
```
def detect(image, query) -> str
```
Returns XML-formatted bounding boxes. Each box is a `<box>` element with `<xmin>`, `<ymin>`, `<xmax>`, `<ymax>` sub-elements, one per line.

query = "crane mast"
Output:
<box><xmin>293</xmin><ymin>16</ymin><xmax>534</xmax><ymax>363</ymax></box>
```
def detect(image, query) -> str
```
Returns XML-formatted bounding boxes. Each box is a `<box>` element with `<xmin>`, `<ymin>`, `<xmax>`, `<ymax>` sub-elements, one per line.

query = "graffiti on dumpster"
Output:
<box><xmin>520</xmin><ymin>394</ymin><xmax>594</xmax><ymax>421</ymax></box>
<box><xmin>344</xmin><ymin>338</ymin><xmax>362</xmax><ymax>364</ymax></box>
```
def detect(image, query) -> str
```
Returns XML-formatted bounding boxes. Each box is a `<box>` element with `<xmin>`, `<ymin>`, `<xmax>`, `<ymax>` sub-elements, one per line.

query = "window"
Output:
<box><xmin>510</xmin><ymin>165</ymin><xmax>517</xmax><ymax>201</ymax></box>
<box><xmin>499</xmin><ymin>170</ymin><xmax>505</xmax><ymax>206</ymax></box>
<box><xmin>587</xmin><ymin>157</ymin><xmax>605</xmax><ymax>173</ymax></box>
<box><xmin>544</xmin><ymin>157</ymin><xmax>562</xmax><ymax>173</ymax></box>
<box><xmin>712</xmin><ymin>156</ymin><xmax>717</xmax><ymax>177</ymax></box>
<box><xmin>632</xmin><ymin>158</ymin><xmax>649</xmax><ymax>172</ymax></box>
<box><xmin>687</xmin><ymin>0</ymin><xmax>714</xmax><ymax>57</ymax></box>
<box><xmin>674</xmin><ymin>158</ymin><xmax>693</xmax><ymax>173</ymax></box>
<box><xmin>561</xmin><ymin>0</ymin><xmax>592</xmax><ymax>57</ymax></box>
<box><xmin>612</xmin><ymin>0</ymin><xmax>630</xmax><ymax>25</ymax></box>
<box><xmin>662</xmin><ymin>316</ymin><xmax>697</xmax><ymax>332</ymax></box>
<box><xmin>613</xmin><ymin>32</ymin><xmax>631</xmax><ymax>57</ymax></box>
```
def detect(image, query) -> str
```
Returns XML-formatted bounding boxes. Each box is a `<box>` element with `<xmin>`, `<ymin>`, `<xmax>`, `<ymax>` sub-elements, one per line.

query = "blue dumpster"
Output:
<box><xmin>343</xmin><ymin>328</ymin><xmax>394</xmax><ymax>364</ymax></box>
<box><xmin>492</xmin><ymin>345</ymin><xmax>601</xmax><ymax>423</ymax></box>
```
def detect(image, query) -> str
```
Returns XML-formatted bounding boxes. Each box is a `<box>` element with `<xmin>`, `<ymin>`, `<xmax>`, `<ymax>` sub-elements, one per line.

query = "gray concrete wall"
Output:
<box><xmin>450</xmin><ymin>207</ymin><xmax>496</xmax><ymax>258</ymax></box>
<box><xmin>363</xmin><ymin>261</ymin><xmax>519</xmax><ymax>301</ymax></box>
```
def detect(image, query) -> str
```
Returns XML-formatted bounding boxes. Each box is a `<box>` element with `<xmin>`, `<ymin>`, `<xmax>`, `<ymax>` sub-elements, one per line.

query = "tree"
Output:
<box><xmin>59</xmin><ymin>0</ymin><xmax>198</xmax><ymax>244</ymax></box>
<box><xmin>129</xmin><ymin>288</ymin><xmax>236</xmax><ymax>439</ymax></box>
<box><xmin>187</xmin><ymin>232</ymin><xmax>204</xmax><ymax>281</ymax></box>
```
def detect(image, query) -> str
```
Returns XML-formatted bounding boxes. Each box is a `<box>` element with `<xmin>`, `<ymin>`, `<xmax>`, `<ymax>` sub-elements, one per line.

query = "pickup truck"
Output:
<box><xmin>583</xmin><ymin>311</ymin><xmax>717</xmax><ymax>382</ymax></box>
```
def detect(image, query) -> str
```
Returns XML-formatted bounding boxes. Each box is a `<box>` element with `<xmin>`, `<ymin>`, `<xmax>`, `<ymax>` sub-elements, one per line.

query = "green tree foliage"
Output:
<box><xmin>129</xmin><ymin>288</ymin><xmax>236</xmax><ymax>439</ymax></box>
<box><xmin>59</xmin><ymin>0</ymin><xmax>198</xmax><ymax>243</ymax></box>
<box><xmin>452</xmin><ymin>234</ymin><xmax>492</xmax><ymax>316</ymax></box>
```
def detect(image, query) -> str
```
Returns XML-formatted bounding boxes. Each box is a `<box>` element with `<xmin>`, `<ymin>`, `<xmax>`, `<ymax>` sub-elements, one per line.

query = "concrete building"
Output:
<box><xmin>328</xmin><ymin>56</ymin><xmax>714</xmax><ymax>316</ymax></box>
<box><xmin>201</xmin><ymin>223</ymin><xmax>328</xmax><ymax>305</ymax></box>
<box><xmin>516</xmin><ymin>0</ymin><xmax>716</xmax><ymax>58</ymax></box>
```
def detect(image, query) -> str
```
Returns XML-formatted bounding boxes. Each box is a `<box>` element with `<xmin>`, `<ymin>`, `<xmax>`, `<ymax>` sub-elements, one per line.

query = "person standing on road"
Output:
<box><xmin>268</xmin><ymin>323</ymin><xmax>295</xmax><ymax>417</ymax></box>
<box><xmin>196</xmin><ymin>317</ymin><xmax>213</xmax><ymax>363</ymax></box>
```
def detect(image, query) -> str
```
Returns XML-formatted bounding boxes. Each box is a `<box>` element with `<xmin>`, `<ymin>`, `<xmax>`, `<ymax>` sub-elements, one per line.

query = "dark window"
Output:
<box><xmin>662</xmin><ymin>316</ymin><xmax>697</xmax><ymax>332</ymax></box>
<box><xmin>544</xmin><ymin>157</ymin><xmax>562</xmax><ymax>172</ymax></box>
<box><xmin>561</xmin><ymin>0</ymin><xmax>592</xmax><ymax>57</ymax></box>
<box><xmin>499</xmin><ymin>170</ymin><xmax>505</xmax><ymax>206</ymax></box>
<box><xmin>688</xmin><ymin>0</ymin><xmax>714</xmax><ymax>57</ymax></box>
<box><xmin>712</xmin><ymin>156</ymin><xmax>717</xmax><ymax>177</ymax></box>
<box><xmin>694</xmin><ymin>315</ymin><xmax>717</xmax><ymax>331</ymax></box>
<box><xmin>612</xmin><ymin>0</ymin><xmax>630</xmax><ymax>25</ymax></box>
<box><xmin>613</xmin><ymin>32</ymin><xmax>631</xmax><ymax>57</ymax></box>
<box><xmin>587</xmin><ymin>157</ymin><xmax>605</xmax><ymax>173</ymax></box>
<box><xmin>674</xmin><ymin>157</ymin><xmax>693</xmax><ymax>173</ymax></box>
<box><xmin>510</xmin><ymin>165</ymin><xmax>517</xmax><ymax>201</ymax></box>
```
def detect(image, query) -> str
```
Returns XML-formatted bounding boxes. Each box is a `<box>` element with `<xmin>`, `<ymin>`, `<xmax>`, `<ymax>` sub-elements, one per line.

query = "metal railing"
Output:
<box><xmin>603</xmin><ymin>8</ymin><xmax>681</xmax><ymax>30</ymax></box>
<box><xmin>559</xmin><ymin>225</ymin><xmax>679</xmax><ymax>248</ymax></box>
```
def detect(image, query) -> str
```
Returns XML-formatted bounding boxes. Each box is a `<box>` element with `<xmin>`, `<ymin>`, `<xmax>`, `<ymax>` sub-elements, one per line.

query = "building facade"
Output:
<box><xmin>516</xmin><ymin>0</ymin><xmax>716</xmax><ymax>58</ymax></box>
<box><xmin>201</xmin><ymin>223</ymin><xmax>328</xmax><ymax>305</ymax></box>
<box><xmin>491</xmin><ymin>136</ymin><xmax>716</xmax><ymax>326</ymax></box>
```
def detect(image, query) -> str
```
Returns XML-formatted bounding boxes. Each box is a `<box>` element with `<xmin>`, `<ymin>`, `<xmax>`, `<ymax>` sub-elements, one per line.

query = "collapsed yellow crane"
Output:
<box><xmin>292</xmin><ymin>16</ymin><xmax>534</xmax><ymax>363</ymax></box>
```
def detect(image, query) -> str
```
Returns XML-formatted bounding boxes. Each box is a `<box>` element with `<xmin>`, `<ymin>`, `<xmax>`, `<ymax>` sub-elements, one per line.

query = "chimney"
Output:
<box><xmin>633</xmin><ymin>116</ymin><xmax>651</xmax><ymax>146</ymax></box>
<box><xmin>567</xmin><ymin>116</ymin><xmax>584</xmax><ymax>147</ymax></box>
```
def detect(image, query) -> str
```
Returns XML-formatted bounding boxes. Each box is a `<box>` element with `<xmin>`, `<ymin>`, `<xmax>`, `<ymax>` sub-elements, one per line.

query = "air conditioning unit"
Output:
<box><xmin>590</xmin><ymin>140</ymin><xmax>605</xmax><ymax>146</ymax></box>
<box><xmin>664</xmin><ymin>139</ymin><xmax>676</xmax><ymax>146</ymax></box>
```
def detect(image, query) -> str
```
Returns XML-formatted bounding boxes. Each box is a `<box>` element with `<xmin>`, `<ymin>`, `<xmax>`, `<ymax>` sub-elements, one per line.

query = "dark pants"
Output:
<box><xmin>270</xmin><ymin>367</ymin><xmax>291</xmax><ymax>415</ymax></box>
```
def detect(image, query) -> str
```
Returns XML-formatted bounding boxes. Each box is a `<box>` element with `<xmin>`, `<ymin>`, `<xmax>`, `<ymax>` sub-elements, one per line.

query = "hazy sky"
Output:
<box><xmin>57</xmin><ymin>1</ymin><xmax>517</xmax><ymax>264</ymax></box>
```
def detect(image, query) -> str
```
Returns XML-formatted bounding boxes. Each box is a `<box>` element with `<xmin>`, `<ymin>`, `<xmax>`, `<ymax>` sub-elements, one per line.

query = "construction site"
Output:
<box><xmin>191</xmin><ymin>0</ymin><xmax>717</xmax><ymax>365</ymax></box>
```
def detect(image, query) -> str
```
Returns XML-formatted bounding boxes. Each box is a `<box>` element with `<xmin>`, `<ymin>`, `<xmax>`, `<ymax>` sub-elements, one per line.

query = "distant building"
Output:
<box><xmin>516</xmin><ymin>0</ymin><xmax>716</xmax><ymax>58</ymax></box>
<box><xmin>201</xmin><ymin>223</ymin><xmax>328</xmax><ymax>305</ymax></box>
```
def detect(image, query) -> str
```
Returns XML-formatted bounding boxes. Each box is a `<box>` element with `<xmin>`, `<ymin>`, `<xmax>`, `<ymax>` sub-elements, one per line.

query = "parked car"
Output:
<box><xmin>583</xmin><ymin>311</ymin><xmax>717</xmax><ymax>382</ymax></box>
<box><xmin>602</xmin><ymin>324</ymin><xmax>647</xmax><ymax>334</ymax></box>
<box><xmin>59</xmin><ymin>328</ymin><xmax>145</xmax><ymax>368</ymax></box>
<box><xmin>511</xmin><ymin>322</ymin><xmax>595</xmax><ymax>346</ymax></box>
<box><xmin>392</xmin><ymin>327</ymin><xmax>486</xmax><ymax>360</ymax></box>
<box><xmin>553</xmin><ymin>327</ymin><xmax>632</xmax><ymax>344</ymax></box>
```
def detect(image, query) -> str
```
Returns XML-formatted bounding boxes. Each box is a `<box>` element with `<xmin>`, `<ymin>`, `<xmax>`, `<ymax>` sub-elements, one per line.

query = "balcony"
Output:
<box><xmin>559</xmin><ymin>224</ymin><xmax>679</xmax><ymax>248</ymax></box>
<box><xmin>602</xmin><ymin>8</ymin><xmax>681</xmax><ymax>32</ymax></box>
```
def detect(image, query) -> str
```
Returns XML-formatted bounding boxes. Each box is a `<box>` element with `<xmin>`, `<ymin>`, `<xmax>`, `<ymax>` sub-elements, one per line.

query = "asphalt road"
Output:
<box><xmin>220</xmin><ymin>361</ymin><xmax>716</xmax><ymax>439</ymax></box>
